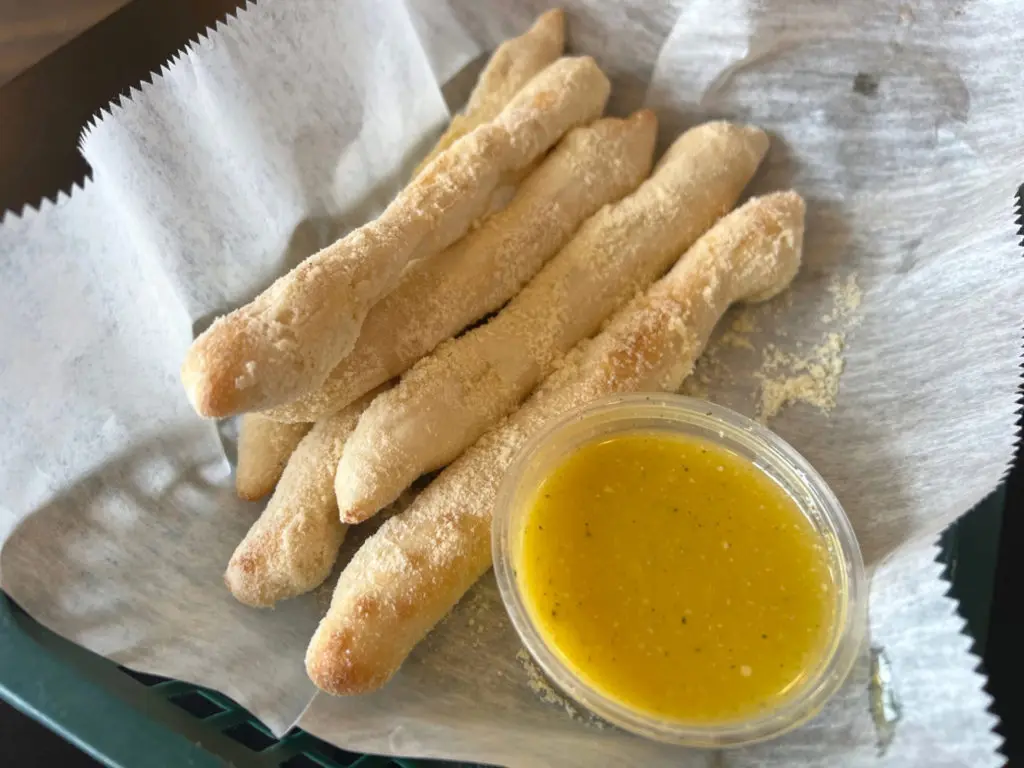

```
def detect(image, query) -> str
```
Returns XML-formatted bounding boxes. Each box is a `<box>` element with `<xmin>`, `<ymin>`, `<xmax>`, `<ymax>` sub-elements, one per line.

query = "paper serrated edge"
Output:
<box><xmin>997</xmin><ymin>186</ymin><xmax>1024</xmax><ymax>767</ymax></box>
<box><xmin>78</xmin><ymin>0</ymin><xmax>260</xmax><ymax>153</ymax></box>
<box><xmin>0</xmin><ymin>1</ymin><xmax>261</xmax><ymax>229</ymax></box>
<box><xmin>1015</xmin><ymin>182</ymin><xmax>1024</xmax><ymax>434</ymax></box>
<box><xmin>932</xmin><ymin>539</ymin><xmax>1006</xmax><ymax>764</ymax></box>
<box><xmin>1001</xmin><ymin>186</ymin><xmax>1024</xmax><ymax>489</ymax></box>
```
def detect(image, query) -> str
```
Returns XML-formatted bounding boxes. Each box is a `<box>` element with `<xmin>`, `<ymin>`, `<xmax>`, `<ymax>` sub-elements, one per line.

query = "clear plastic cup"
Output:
<box><xmin>492</xmin><ymin>393</ymin><xmax>867</xmax><ymax>747</ymax></box>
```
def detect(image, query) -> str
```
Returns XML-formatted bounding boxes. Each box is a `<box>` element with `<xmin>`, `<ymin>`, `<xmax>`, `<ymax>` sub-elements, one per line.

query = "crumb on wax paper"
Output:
<box><xmin>755</xmin><ymin>273</ymin><xmax>862</xmax><ymax>422</ymax></box>
<box><xmin>678</xmin><ymin>273</ymin><xmax>863</xmax><ymax>423</ymax></box>
<box><xmin>515</xmin><ymin>649</ymin><xmax>606</xmax><ymax>728</ymax></box>
<box><xmin>756</xmin><ymin>332</ymin><xmax>847</xmax><ymax>422</ymax></box>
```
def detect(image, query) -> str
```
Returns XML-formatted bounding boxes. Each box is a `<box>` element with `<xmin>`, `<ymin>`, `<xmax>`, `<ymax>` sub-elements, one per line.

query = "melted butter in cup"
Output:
<box><xmin>520</xmin><ymin>433</ymin><xmax>836</xmax><ymax>723</ymax></box>
<box><xmin>493</xmin><ymin>394</ymin><xmax>866</xmax><ymax>747</ymax></box>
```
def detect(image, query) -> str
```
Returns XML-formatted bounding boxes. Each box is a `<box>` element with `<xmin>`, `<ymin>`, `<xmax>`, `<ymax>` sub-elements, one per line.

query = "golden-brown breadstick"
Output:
<box><xmin>333</xmin><ymin>122</ymin><xmax>769</xmax><ymax>524</ymax></box>
<box><xmin>305</xmin><ymin>190</ymin><xmax>805</xmax><ymax>695</ymax></box>
<box><xmin>413</xmin><ymin>9</ymin><xmax>565</xmax><ymax>178</ymax></box>
<box><xmin>235</xmin><ymin>415</ymin><xmax>311</xmax><ymax>501</ymax></box>
<box><xmin>225</xmin><ymin>392</ymin><xmax>378</xmax><ymax>607</ymax></box>
<box><xmin>263</xmin><ymin>111</ymin><xmax>658</xmax><ymax>424</ymax></box>
<box><xmin>181</xmin><ymin>56</ymin><xmax>610</xmax><ymax>419</ymax></box>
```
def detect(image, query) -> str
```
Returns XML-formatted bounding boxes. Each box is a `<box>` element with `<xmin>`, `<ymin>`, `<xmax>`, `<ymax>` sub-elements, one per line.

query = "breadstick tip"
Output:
<box><xmin>580</xmin><ymin>109</ymin><xmax>657</xmax><ymax>147</ymax></box>
<box><xmin>335</xmin><ymin>474</ymin><xmax>377</xmax><ymax>525</ymax></box>
<box><xmin>761</xmin><ymin>189</ymin><xmax>806</xmax><ymax>219</ymax></box>
<box><xmin>181</xmin><ymin>342</ymin><xmax>228</xmax><ymax>419</ymax></box>
<box><xmin>700</xmin><ymin>121</ymin><xmax>770</xmax><ymax>158</ymax></box>
<box><xmin>628</xmin><ymin>108</ymin><xmax>658</xmax><ymax>131</ymax></box>
<box><xmin>184</xmin><ymin>308</ymin><xmax>309</xmax><ymax>418</ymax></box>
<box><xmin>658</xmin><ymin>121</ymin><xmax>770</xmax><ymax>174</ymax></box>
<box><xmin>235</xmin><ymin>488</ymin><xmax>263</xmax><ymax>502</ymax></box>
<box><xmin>737</xmin><ymin>122</ymin><xmax>770</xmax><ymax>157</ymax></box>
<box><xmin>306</xmin><ymin>621</ymin><xmax>392</xmax><ymax>695</ymax></box>
<box><xmin>617</xmin><ymin>109</ymin><xmax>658</xmax><ymax>160</ymax></box>
<box><xmin>534</xmin><ymin>8</ymin><xmax>566</xmax><ymax>42</ymax></box>
<box><xmin>182</xmin><ymin>313</ymin><xmax>264</xmax><ymax>418</ymax></box>
<box><xmin>736</xmin><ymin>189</ymin><xmax>806</xmax><ymax>304</ymax></box>
<box><xmin>224</xmin><ymin>543</ymin><xmax>275</xmax><ymax>608</ymax></box>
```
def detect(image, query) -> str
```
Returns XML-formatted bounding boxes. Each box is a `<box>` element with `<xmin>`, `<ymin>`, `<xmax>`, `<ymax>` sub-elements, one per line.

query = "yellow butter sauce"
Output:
<box><xmin>517</xmin><ymin>432</ymin><xmax>836</xmax><ymax>723</ymax></box>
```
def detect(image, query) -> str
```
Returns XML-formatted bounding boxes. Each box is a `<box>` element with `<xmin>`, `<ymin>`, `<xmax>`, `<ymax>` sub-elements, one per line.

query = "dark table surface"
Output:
<box><xmin>0</xmin><ymin>0</ymin><xmax>243</xmax><ymax>215</ymax></box>
<box><xmin>0</xmin><ymin>0</ymin><xmax>131</xmax><ymax>86</ymax></box>
<box><xmin>0</xmin><ymin>1</ymin><xmax>1020</xmax><ymax>765</ymax></box>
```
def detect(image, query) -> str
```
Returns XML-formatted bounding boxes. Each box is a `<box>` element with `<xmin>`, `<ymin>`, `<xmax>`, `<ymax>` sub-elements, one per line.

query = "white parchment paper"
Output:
<box><xmin>1</xmin><ymin>0</ymin><xmax>1021</xmax><ymax>764</ymax></box>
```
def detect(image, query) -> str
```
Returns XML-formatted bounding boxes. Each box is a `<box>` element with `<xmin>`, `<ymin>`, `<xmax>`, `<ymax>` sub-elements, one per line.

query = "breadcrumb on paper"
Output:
<box><xmin>756</xmin><ymin>332</ymin><xmax>847</xmax><ymax>422</ymax></box>
<box><xmin>515</xmin><ymin>649</ymin><xmax>606</xmax><ymax>728</ymax></box>
<box><xmin>679</xmin><ymin>273</ymin><xmax>862</xmax><ymax>423</ymax></box>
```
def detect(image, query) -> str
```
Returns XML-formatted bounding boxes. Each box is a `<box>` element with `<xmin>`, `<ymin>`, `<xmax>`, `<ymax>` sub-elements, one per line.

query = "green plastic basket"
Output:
<box><xmin>0</xmin><ymin>593</ymin><xmax>477</xmax><ymax>768</ymax></box>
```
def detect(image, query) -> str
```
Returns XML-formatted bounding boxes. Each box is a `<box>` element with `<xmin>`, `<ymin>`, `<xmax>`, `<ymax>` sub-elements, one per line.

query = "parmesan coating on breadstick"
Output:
<box><xmin>264</xmin><ymin>111</ymin><xmax>657</xmax><ymax>424</ymax></box>
<box><xmin>334</xmin><ymin>122</ymin><xmax>769</xmax><ymax>524</ymax></box>
<box><xmin>225</xmin><ymin>392</ymin><xmax>378</xmax><ymax>607</ymax></box>
<box><xmin>412</xmin><ymin>10</ymin><xmax>565</xmax><ymax>177</ymax></box>
<box><xmin>235</xmin><ymin>415</ymin><xmax>311</xmax><ymax>501</ymax></box>
<box><xmin>182</xmin><ymin>56</ymin><xmax>610</xmax><ymax>418</ymax></box>
<box><xmin>306</xmin><ymin>190</ymin><xmax>805</xmax><ymax>695</ymax></box>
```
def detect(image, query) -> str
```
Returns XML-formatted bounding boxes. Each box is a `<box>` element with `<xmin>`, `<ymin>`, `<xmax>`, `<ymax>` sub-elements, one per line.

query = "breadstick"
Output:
<box><xmin>264</xmin><ymin>111</ymin><xmax>658</xmax><ymax>424</ymax></box>
<box><xmin>412</xmin><ymin>9</ymin><xmax>565</xmax><ymax>178</ymax></box>
<box><xmin>334</xmin><ymin>121</ymin><xmax>769</xmax><ymax>524</ymax></box>
<box><xmin>235</xmin><ymin>415</ymin><xmax>311</xmax><ymax>501</ymax></box>
<box><xmin>228</xmin><ymin>12</ymin><xmax>567</xmax><ymax>494</ymax></box>
<box><xmin>305</xmin><ymin>190</ymin><xmax>805</xmax><ymax>695</ymax></box>
<box><xmin>225</xmin><ymin>392</ymin><xmax>378</xmax><ymax>607</ymax></box>
<box><xmin>181</xmin><ymin>56</ymin><xmax>610</xmax><ymax>419</ymax></box>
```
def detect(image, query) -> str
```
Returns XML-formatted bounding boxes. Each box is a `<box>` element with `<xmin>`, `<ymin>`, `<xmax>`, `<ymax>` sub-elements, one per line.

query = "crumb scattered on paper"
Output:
<box><xmin>718</xmin><ymin>330</ymin><xmax>755</xmax><ymax>351</ymax></box>
<box><xmin>756</xmin><ymin>333</ymin><xmax>847</xmax><ymax>422</ymax></box>
<box><xmin>465</xmin><ymin>587</ymin><xmax>499</xmax><ymax>647</ymax></box>
<box><xmin>516</xmin><ymin>648</ymin><xmax>574</xmax><ymax>713</ymax></box>
<box><xmin>515</xmin><ymin>649</ymin><xmax>605</xmax><ymax>728</ymax></box>
<box><xmin>730</xmin><ymin>307</ymin><xmax>759</xmax><ymax>334</ymax></box>
<box><xmin>822</xmin><ymin>273</ymin><xmax>863</xmax><ymax>324</ymax></box>
<box><xmin>678</xmin><ymin>273</ymin><xmax>863</xmax><ymax>421</ymax></box>
<box><xmin>756</xmin><ymin>273</ymin><xmax>862</xmax><ymax>422</ymax></box>
<box><xmin>718</xmin><ymin>307</ymin><xmax>759</xmax><ymax>350</ymax></box>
